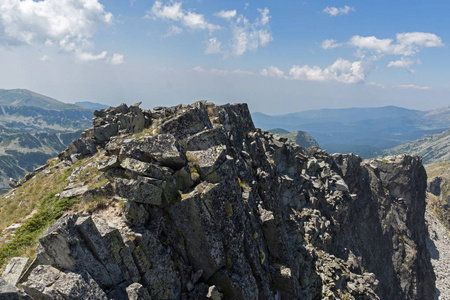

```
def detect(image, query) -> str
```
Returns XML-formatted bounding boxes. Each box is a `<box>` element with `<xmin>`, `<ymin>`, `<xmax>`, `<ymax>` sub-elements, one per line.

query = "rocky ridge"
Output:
<box><xmin>1</xmin><ymin>101</ymin><xmax>435</xmax><ymax>299</ymax></box>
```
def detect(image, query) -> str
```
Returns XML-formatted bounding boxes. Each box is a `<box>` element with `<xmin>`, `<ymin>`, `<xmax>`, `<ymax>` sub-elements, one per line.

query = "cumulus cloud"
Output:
<box><xmin>387</xmin><ymin>58</ymin><xmax>420</xmax><ymax>73</ymax></box>
<box><xmin>260</xmin><ymin>66</ymin><xmax>284</xmax><ymax>78</ymax></box>
<box><xmin>262</xmin><ymin>58</ymin><xmax>373</xmax><ymax>84</ymax></box>
<box><xmin>0</xmin><ymin>0</ymin><xmax>123</xmax><ymax>63</ymax></box>
<box><xmin>210</xmin><ymin>7</ymin><xmax>273</xmax><ymax>57</ymax></box>
<box><xmin>323</xmin><ymin>6</ymin><xmax>355</xmax><ymax>16</ymax></box>
<box><xmin>109</xmin><ymin>53</ymin><xmax>125</xmax><ymax>65</ymax></box>
<box><xmin>214</xmin><ymin>10</ymin><xmax>237</xmax><ymax>20</ymax></box>
<box><xmin>348</xmin><ymin>32</ymin><xmax>443</xmax><ymax>56</ymax></box>
<box><xmin>395</xmin><ymin>84</ymin><xmax>431</xmax><ymax>90</ymax></box>
<box><xmin>147</xmin><ymin>1</ymin><xmax>220</xmax><ymax>31</ymax></box>
<box><xmin>322</xmin><ymin>39</ymin><xmax>341</xmax><ymax>50</ymax></box>
<box><xmin>290</xmin><ymin>59</ymin><xmax>370</xmax><ymax>83</ymax></box>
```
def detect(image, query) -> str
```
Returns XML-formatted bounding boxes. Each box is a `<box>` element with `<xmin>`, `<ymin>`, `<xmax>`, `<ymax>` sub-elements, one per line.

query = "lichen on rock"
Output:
<box><xmin>1</xmin><ymin>101</ymin><xmax>436</xmax><ymax>299</ymax></box>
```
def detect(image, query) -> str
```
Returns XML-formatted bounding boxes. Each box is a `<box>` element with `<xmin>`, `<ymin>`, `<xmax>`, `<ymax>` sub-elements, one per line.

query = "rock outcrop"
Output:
<box><xmin>3</xmin><ymin>101</ymin><xmax>435</xmax><ymax>299</ymax></box>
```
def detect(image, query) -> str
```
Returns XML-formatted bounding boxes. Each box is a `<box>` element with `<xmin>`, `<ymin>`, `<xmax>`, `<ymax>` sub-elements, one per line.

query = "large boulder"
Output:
<box><xmin>22</xmin><ymin>265</ymin><xmax>107</xmax><ymax>300</ymax></box>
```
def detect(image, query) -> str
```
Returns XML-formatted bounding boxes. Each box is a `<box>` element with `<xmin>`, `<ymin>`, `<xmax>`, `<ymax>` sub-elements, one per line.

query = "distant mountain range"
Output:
<box><xmin>0</xmin><ymin>89</ymin><xmax>97</xmax><ymax>192</ymax></box>
<box><xmin>253</xmin><ymin>106</ymin><xmax>450</xmax><ymax>158</ymax></box>
<box><xmin>75</xmin><ymin>101</ymin><xmax>109</xmax><ymax>111</ymax></box>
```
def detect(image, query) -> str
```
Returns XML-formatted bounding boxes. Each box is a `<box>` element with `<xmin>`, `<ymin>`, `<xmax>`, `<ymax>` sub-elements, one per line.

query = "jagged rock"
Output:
<box><xmin>36</xmin><ymin>215</ymin><xmax>116</xmax><ymax>288</ymax></box>
<box><xmin>0</xmin><ymin>278</ymin><xmax>32</xmax><ymax>300</ymax></box>
<box><xmin>169</xmin><ymin>183</ymin><xmax>226</xmax><ymax>280</ymax></box>
<box><xmin>158</xmin><ymin>103</ymin><xmax>212</xmax><ymax>140</ymax></box>
<box><xmin>106</xmin><ymin>134</ymin><xmax>186</xmax><ymax>169</ymax></box>
<box><xmin>428</xmin><ymin>176</ymin><xmax>442</xmax><ymax>196</ymax></box>
<box><xmin>126</xmin><ymin>283</ymin><xmax>151</xmax><ymax>300</ymax></box>
<box><xmin>59</xmin><ymin>138</ymin><xmax>98</xmax><ymax>161</ymax></box>
<box><xmin>186</xmin><ymin>146</ymin><xmax>227</xmax><ymax>183</ymax></box>
<box><xmin>12</xmin><ymin>102</ymin><xmax>436</xmax><ymax>300</ymax></box>
<box><xmin>120</xmin><ymin>157</ymin><xmax>169</xmax><ymax>180</ymax></box>
<box><xmin>1</xmin><ymin>257</ymin><xmax>29</xmax><ymax>286</ymax></box>
<box><xmin>81</xmin><ymin>182</ymin><xmax>114</xmax><ymax>202</ymax></box>
<box><xmin>98</xmin><ymin>155</ymin><xmax>120</xmax><ymax>172</ymax></box>
<box><xmin>59</xmin><ymin>186</ymin><xmax>88</xmax><ymax>199</ymax></box>
<box><xmin>115</xmin><ymin>177</ymin><xmax>163</xmax><ymax>206</ymax></box>
<box><xmin>123</xmin><ymin>200</ymin><xmax>149</xmax><ymax>226</ymax></box>
<box><xmin>75</xmin><ymin>216</ymin><xmax>123</xmax><ymax>285</ymax></box>
<box><xmin>21</xmin><ymin>265</ymin><xmax>107</xmax><ymax>300</ymax></box>
<box><xmin>185</xmin><ymin>127</ymin><xmax>228</xmax><ymax>151</ymax></box>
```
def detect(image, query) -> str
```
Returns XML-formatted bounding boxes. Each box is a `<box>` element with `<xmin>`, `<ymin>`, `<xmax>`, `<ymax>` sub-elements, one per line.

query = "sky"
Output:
<box><xmin>0</xmin><ymin>0</ymin><xmax>448</xmax><ymax>114</ymax></box>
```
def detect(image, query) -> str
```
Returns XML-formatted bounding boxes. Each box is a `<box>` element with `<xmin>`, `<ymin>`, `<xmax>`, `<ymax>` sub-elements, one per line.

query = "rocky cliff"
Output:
<box><xmin>0</xmin><ymin>101</ymin><xmax>435</xmax><ymax>299</ymax></box>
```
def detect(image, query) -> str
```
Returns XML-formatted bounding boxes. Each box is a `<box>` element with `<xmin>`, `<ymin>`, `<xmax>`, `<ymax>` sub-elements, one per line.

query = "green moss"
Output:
<box><xmin>0</xmin><ymin>191</ymin><xmax>78</xmax><ymax>267</ymax></box>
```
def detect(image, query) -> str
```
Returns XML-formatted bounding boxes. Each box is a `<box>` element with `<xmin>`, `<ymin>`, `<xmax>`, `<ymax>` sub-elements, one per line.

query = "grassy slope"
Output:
<box><xmin>0</xmin><ymin>152</ymin><xmax>111</xmax><ymax>270</ymax></box>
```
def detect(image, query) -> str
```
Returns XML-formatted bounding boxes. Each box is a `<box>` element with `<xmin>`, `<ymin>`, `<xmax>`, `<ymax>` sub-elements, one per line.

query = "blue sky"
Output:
<box><xmin>0</xmin><ymin>0</ymin><xmax>448</xmax><ymax>114</ymax></box>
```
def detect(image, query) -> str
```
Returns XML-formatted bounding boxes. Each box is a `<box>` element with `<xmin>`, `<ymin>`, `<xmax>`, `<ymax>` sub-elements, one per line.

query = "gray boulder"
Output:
<box><xmin>115</xmin><ymin>177</ymin><xmax>164</xmax><ymax>206</ymax></box>
<box><xmin>22</xmin><ymin>265</ymin><xmax>107</xmax><ymax>300</ymax></box>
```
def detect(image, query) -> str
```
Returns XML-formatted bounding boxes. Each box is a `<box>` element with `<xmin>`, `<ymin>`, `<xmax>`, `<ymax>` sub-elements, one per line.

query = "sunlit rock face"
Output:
<box><xmin>4</xmin><ymin>101</ymin><xmax>435</xmax><ymax>299</ymax></box>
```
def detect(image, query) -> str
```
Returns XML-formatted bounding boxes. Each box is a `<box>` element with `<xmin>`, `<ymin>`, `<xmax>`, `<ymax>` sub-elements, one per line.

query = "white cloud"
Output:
<box><xmin>323</xmin><ymin>6</ymin><xmax>355</xmax><ymax>16</ymax></box>
<box><xmin>263</xmin><ymin>58</ymin><xmax>372</xmax><ymax>84</ymax></box>
<box><xmin>77</xmin><ymin>51</ymin><xmax>108</xmax><ymax>62</ymax></box>
<box><xmin>348</xmin><ymin>32</ymin><xmax>443</xmax><ymax>56</ymax></box>
<box><xmin>164</xmin><ymin>25</ymin><xmax>183</xmax><ymax>37</ymax></box>
<box><xmin>147</xmin><ymin>1</ymin><xmax>220</xmax><ymax>31</ymax></box>
<box><xmin>322</xmin><ymin>39</ymin><xmax>341</xmax><ymax>50</ymax></box>
<box><xmin>109</xmin><ymin>53</ymin><xmax>125</xmax><ymax>65</ymax></box>
<box><xmin>227</xmin><ymin>8</ymin><xmax>273</xmax><ymax>57</ymax></box>
<box><xmin>205</xmin><ymin>37</ymin><xmax>222</xmax><ymax>54</ymax></box>
<box><xmin>387</xmin><ymin>58</ymin><xmax>420</xmax><ymax>73</ymax></box>
<box><xmin>214</xmin><ymin>10</ymin><xmax>236</xmax><ymax>20</ymax></box>
<box><xmin>192</xmin><ymin>66</ymin><xmax>206</xmax><ymax>73</ymax></box>
<box><xmin>192</xmin><ymin>66</ymin><xmax>253</xmax><ymax>76</ymax></box>
<box><xmin>76</xmin><ymin>51</ymin><xmax>124</xmax><ymax>65</ymax></box>
<box><xmin>260</xmin><ymin>66</ymin><xmax>284</xmax><ymax>78</ymax></box>
<box><xmin>0</xmin><ymin>0</ymin><xmax>120</xmax><ymax>63</ymax></box>
<box><xmin>394</xmin><ymin>84</ymin><xmax>431</xmax><ymax>90</ymax></box>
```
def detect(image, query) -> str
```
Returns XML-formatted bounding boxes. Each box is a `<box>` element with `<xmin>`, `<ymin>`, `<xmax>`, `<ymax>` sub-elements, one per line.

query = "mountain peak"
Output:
<box><xmin>0</xmin><ymin>89</ymin><xmax>87</xmax><ymax>111</ymax></box>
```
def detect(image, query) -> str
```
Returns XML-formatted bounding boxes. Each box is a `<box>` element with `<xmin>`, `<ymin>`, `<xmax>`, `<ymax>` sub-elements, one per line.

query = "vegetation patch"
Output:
<box><xmin>0</xmin><ymin>191</ymin><xmax>78</xmax><ymax>267</ymax></box>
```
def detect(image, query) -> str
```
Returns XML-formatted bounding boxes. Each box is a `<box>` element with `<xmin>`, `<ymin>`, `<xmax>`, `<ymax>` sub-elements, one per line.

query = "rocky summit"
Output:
<box><xmin>1</xmin><ymin>101</ymin><xmax>436</xmax><ymax>299</ymax></box>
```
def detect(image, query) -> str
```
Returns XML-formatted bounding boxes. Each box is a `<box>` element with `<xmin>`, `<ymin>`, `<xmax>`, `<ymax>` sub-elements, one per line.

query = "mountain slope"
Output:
<box><xmin>380</xmin><ymin>129</ymin><xmax>450</xmax><ymax>164</ymax></box>
<box><xmin>75</xmin><ymin>101</ymin><xmax>109</xmax><ymax>110</ymax></box>
<box><xmin>0</xmin><ymin>89</ymin><xmax>93</xmax><ymax>192</ymax></box>
<box><xmin>0</xmin><ymin>89</ymin><xmax>86</xmax><ymax>111</ymax></box>
<box><xmin>0</xmin><ymin>131</ymin><xmax>83</xmax><ymax>193</ymax></box>
<box><xmin>0</xmin><ymin>101</ymin><xmax>435</xmax><ymax>299</ymax></box>
<box><xmin>252</xmin><ymin>106</ymin><xmax>450</xmax><ymax>157</ymax></box>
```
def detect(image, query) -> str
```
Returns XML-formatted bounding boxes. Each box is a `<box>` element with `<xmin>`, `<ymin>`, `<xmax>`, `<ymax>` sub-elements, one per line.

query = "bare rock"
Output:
<box><xmin>22</xmin><ymin>265</ymin><xmax>107</xmax><ymax>300</ymax></box>
<box><xmin>1</xmin><ymin>257</ymin><xmax>29</xmax><ymax>286</ymax></box>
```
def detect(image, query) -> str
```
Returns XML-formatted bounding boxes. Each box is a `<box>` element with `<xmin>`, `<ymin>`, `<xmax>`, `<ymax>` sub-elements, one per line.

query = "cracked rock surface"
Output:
<box><xmin>2</xmin><ymin>101</ymin><xmax>436</xmax><ymax>299</ymax></box>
